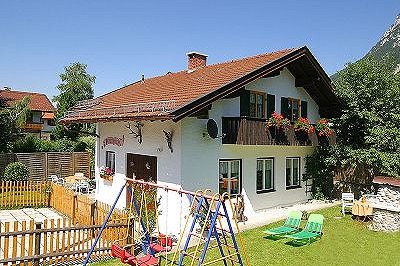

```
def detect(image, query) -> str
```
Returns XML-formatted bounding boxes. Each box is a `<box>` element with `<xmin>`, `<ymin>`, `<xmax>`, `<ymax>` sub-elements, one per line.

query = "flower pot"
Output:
<box><xmin>101</xmin><ymin>174</ymin><xmax>113</xmax><ymax>182</ymax></box>
<box><xmin>295</xmin><ymin>130</ymin><xmax>310</xmax><ymax>146</ymax></box>
<box><xmin>317</xmin><ymin>135</ymin><xmax>329</xmax><ymax>146</ymax></box>
<box><xmin>269</xmin><ymin>126</ymin><xmax>288</xmax><ymax>145</ymax></box>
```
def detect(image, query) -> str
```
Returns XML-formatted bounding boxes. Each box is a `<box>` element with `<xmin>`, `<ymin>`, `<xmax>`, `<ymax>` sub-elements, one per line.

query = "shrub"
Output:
<box><xmin>12</xmin><ymin>134</ymin><xmax>39</xmax><ymax>153</ymax></box>
<box><xmin>3</xmin><ymin>162</ymin><xmax>29</xmax><ymax>181</ymax></box>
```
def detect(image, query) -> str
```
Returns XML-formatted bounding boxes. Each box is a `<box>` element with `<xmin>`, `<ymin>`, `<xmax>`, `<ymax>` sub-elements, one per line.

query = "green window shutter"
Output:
<box><xmin>301</xmin><ymin>101</ymin><xmax>308</xmax><ymax>118</ymax></box>
<box><xmin>240</xmin><ymin>89</ymin><xmax>250</xmax><ymax>116</ymax></box>
<box><xmin>266</xmin><ymin>94</ymin><xmax>275</xmax><ymax>118</ymax></box>
<box><xmin>281</xmin><ymin>97</ymin><xmax>289</xmax><ymax>118</ymax></box>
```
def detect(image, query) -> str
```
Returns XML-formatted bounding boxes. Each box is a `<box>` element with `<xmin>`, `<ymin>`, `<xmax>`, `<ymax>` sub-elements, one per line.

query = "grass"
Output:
<box><xmin>90</xmin><ymin>206</ymin><xmax>400</xmax><ymax>266</ymax></box>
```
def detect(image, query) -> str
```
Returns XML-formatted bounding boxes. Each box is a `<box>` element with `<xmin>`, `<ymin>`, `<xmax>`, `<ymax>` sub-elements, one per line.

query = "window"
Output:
<box><xmin>106</xmin><ymin>151</ymin><xmax>116</xmax><ymax>174</ymax></box>
<box><xmin>47</xmin><ymin>119</ymin><xmax>55</xmax><ymax>126</ymax></box>
<box><xmin>281</xmin><ymin>98</ymin><xmax>307</xmax><ymax>122</ymax></box>
<box><xmin>256</xmin><ymin>158</ymin><xmax>274</xmax><ymax>193</ymax></box>
<box><xmin>249</xmin><ymin>91</ymin><xmax>265</xmax><ymax>118</ymax></box>
<box><xmin>287</xmin><ymin>98</ymin><xmax>300</xmax><ymax>121</ymax></box>
<box><xmin>286</xmin><ymin>157</ymin><xmax>300</xmax><ymax>188</ymax></box>
<box><xmin>219</xmin><ymin>160</ymin><xmax>241</xmax><ymax>195</ymax></box>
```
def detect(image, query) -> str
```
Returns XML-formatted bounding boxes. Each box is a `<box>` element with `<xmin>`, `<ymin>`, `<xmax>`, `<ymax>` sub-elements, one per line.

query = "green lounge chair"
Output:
<box><xmin>285</xmin><ymin>213</ymin><xmax>324</xmax><ymax>244</ymax></box>
<box><xmin>263</xmin><ymin>210</ymin><xmax>302</xmax><ymax>236</ymax></box>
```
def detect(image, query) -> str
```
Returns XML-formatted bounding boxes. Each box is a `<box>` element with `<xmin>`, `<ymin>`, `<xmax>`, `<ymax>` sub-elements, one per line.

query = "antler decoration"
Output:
<box><xmin>163</xmin><ymin>130</ymin><xmax>173</xmax><ymax>153</ymax></box>
<box><xmin>125</xmin><ymin>122</ymin><xmax>144</xmax><ymax>144</ymax></box>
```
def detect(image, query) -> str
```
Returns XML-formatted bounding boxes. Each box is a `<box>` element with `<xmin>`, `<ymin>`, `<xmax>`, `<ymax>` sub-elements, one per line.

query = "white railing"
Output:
<box><xmin>64</xmin><ymin>100</ymin><xmax>176</xmax><ymax>119</ymax></box>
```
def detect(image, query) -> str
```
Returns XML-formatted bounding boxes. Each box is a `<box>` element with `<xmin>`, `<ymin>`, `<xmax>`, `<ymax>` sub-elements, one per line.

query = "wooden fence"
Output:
<box><xmin>0</xmin><ymin>218</ymin><xmax>128</xmax><ymax>266</ymax></box>
<box><xmin>0</xmin><ymin>181</ymin><xmax>128</xmax><ymax>226</ymax></box>
<box><xmin>0</xmin><ymin>152</ymin><xmax>90</xmax><ymax>181</ymax></box>
<box><xmin>0</xmin><ymin>181</ymin><xmax>130</xmax><ymax>264</ymax></box>
<box><xmin>49</xmin><ymin>183</ymin><xmax>127</xmax><ymax>226</ymax></box>
<box><xmin>0</xmin><ymin>181</ymin><xmax>50</xmax><ymax>209</ymax></box>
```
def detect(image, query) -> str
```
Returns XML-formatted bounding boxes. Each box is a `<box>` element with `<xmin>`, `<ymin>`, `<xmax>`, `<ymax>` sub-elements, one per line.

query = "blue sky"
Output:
<box><xmin>0</xmin><ymin>1</ymin><xmax>398</xmax><ymax>100</ymax></box>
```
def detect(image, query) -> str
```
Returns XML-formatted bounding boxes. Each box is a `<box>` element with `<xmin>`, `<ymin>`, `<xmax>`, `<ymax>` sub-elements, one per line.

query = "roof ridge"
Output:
<box><xmin>0</xmin><ymin>89</ymin><xmax>48</xmax><ymax>96</ymax></box>
<box><xmin>119</xmin><ymin>48</ymin><xmax>298</xmax><ymax>83</ymax></box>
<box><xmin>201</xmin><ymin>48</ymin><xmax>297</xmax><ymax>69</ymax></box>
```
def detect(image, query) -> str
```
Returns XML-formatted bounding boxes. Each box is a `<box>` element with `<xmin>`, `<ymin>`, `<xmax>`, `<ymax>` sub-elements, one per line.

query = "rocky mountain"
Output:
<box><xmin>366</xmin><ymin>14</ymin><xmax>400</xmax><ymax>71</ymax></box>
<box><xmin>332</xmin><ymin>14</ymin><xmax>400</xmax><ymax>79</ymax></box>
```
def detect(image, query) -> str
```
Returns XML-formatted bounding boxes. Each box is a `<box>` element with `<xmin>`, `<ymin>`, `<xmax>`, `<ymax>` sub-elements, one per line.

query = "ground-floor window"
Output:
<box><xmin>256</xmin><ymin>158</ymin><xmax>274</xmax><ymax>193</ymax></box>
<box><xmin>286</xmin><ymin>157</ymin><xmax>300</xmax><ymax>188</ymax></box>
<box><xmin>219</xmin><ymin>159</ymin><xmax>241</xmax><ymax>195</ymax></box>
<box><xmin>106</xmin><ymin>151</ymin><xmax>116</xmax><ymax>173</ymax></box>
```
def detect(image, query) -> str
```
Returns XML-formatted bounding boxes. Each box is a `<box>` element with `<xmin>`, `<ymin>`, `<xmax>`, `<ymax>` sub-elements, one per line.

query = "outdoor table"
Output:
<box><xmin>352</xmin><ymin>200</ymin><xmax>373</xmax><ymax>220</ymax></box>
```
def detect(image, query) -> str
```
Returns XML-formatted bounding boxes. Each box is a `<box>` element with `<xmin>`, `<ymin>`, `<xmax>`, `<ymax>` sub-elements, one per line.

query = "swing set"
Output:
<box><xmin>83</xmin><ymin>178</ymin><xmax>250</xmax><ymax>266</ymax></box>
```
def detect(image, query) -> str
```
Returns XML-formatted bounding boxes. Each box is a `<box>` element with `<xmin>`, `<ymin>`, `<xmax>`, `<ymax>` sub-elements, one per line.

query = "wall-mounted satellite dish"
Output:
<box><xmin>207</xmin><ymin>119</ymin><xmax>219</xmax><ymax>139</ymax></box>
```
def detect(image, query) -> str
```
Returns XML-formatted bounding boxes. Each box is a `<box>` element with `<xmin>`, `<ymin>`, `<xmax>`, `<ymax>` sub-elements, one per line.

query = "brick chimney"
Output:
<box><xmin>187</xmin><ymin>52</ymin><xmax>208</xmax><ymax>71</ymax></box>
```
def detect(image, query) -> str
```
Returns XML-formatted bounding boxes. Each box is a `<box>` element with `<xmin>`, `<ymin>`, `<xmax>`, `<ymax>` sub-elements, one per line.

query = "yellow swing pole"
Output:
<box><xmin>170</xmin><ymin>190</ymin><xmax>204</xmax><ymax>266</ymax></box>
<box><xmin>223</xmin><ymin>192</ymin><xmax>250</xmax><ymax>266</ymax></box>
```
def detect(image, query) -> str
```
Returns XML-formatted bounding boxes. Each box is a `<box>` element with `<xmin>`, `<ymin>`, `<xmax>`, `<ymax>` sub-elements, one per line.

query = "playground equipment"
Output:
<box><xmin>83</xmin><ymin>178</ymin><xmax>249</xmax><ymax>266</ymax></box>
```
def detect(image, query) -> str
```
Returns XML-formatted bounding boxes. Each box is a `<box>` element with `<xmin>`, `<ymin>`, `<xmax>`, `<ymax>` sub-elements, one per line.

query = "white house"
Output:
<box><xmin>62</xmin><ymin>47</ymin><xmax>340</xmax><ymax>226</ymax></box>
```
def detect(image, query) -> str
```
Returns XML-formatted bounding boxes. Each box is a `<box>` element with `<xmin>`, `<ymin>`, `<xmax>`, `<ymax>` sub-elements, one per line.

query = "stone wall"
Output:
<box><xmin>369</xmin><ymin>184</ymin><xmax>400</xmax><ymax>232</ymax></box>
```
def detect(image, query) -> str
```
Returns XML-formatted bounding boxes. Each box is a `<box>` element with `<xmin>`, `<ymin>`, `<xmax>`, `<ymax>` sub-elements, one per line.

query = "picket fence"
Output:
<box><xmin>0</xmin><ymin>181</ymin><xmax>130</xmax><ymax>265</ymax></box>
<box><xmin>0</xmin><ymin>218</ymin><xmax>128</xmax><ymax>266</ymax></box>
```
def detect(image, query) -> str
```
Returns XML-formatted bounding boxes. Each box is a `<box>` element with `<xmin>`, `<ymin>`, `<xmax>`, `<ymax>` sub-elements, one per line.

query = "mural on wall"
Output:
<box><xmin>101</xmin><ymin>135</ymin><xmax>125</xmax><ymax>149</ymax></box>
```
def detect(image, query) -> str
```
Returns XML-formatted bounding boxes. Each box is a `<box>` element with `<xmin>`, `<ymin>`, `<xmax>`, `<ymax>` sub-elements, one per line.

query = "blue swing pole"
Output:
<box><xmin>83</xmin><ymin>181</ymin><xmax>127</xmax><ymax>266</ymax></box>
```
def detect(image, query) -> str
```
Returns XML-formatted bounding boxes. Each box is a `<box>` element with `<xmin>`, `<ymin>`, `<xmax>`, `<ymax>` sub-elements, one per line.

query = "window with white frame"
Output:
<box><xmin>105</xmin><ymin>151</ymin><xmax>116</xmax><ymax>174</ymax></box>
<box><xmin>286</xmin><ymin>157</ymin><xmax>300</xmax><ymax>188</ymax></box>
<box><xmin>219</xmin><ymin>160</ymin><xmax>241</xmax><ymax>195</ymax></box>
<box><xmin>256</xmin><ymin>158</ymin><xmax>274</xmax><ymax>192</ymax></box>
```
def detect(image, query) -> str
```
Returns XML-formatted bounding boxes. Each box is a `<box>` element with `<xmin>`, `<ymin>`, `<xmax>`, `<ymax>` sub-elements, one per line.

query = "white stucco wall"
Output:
<box><xmin>42</xmin><ymin>119</ymin><xmax>55</xmax><ymax>133</ymax></box>
<box><xmin>246</xmin><ymin>68</ymin><xmax>320</xmax><ymax>123</ymax></box>
<box><xmin>180</xmin><ymin>116</ymin><xmax>313</xmax><ymax>214</ymax></box>
<box><xmin>95</xmin><ymin>120</ymin><xmax>181</xmax><ymax>208</ymax></box>
<box><xmin>94</xmin><ymin>68</ymin><xmax>318</xmax><ymax>216</ymax></box>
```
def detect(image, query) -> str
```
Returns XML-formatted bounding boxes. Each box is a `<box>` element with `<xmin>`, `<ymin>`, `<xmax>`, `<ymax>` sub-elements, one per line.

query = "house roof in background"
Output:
<box><xmin>0</xmin><ymin>89</ymin><xmax>55</xmax><ymax>112</ymax></box>
<box><xmin>62</xmin><ymin>46</ymin><xmax>341</xmax><ymax>123</ymax></box>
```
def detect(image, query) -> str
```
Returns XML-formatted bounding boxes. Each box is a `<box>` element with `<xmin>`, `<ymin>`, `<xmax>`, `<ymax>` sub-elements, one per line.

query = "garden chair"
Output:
<box><xmin>284</xmin><ymin>214</ymin><xmax>324</xmax><ymax>244</ymax></box>
<box><xmin>48</xmin><ymin>175</ymin><xmax>58</xmax><ymax>183</ymax></box>
<box><xmin>342</xmin><ymin>192</ymin><xmax>354</xmax><ymax>215</ymax></box>
<box><xmin>263</xmin><ymin>210</ymin><xmax>302</xmax><ymax>236</ymax></box>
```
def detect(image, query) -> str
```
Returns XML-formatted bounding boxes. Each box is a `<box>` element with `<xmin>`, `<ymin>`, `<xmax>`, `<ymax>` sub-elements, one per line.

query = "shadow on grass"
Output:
<box><xmin>263</xmin><ymin>235</ymin><xmax>283</xmax><ymax>241</ymax></box>
<box><xmin>284</xmin><ymin>237</ymin><xmax>320</xmax><ymax>247</ymax></box>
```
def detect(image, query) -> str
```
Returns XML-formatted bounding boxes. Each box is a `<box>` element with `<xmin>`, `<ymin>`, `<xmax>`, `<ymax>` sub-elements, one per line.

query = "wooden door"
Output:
<box><xmin>126</xmin><ymin>153</ymin><xmax>157</xmax><ymax>206</ymax></box>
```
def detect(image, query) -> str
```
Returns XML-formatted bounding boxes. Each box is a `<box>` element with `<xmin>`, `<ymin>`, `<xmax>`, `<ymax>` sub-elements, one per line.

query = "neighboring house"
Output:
<box><xmin>0</xmin><ymin>87</ymin><xmax>56</xmax><ymax>139</ymax></box>
<box><xmin>62</xmin><ymin>47</ymin><xmax>341</xmax><ymax>224</ymax></box>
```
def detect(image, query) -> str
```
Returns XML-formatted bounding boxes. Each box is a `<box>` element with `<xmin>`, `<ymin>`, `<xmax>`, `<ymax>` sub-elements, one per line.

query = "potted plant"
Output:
<box><xmin>293</xmin><ymin>117</ymin><xmax>314</xmax><ymax>145</ymax></box>
<box><xmin>266</xmin><ymin>112</ymin><xmax>291</xmax><ymax>144</ymax></box>
<box><xmin>99</xmin><ymin>166</ymin><xmax>114</xmax><ymax>181</ymax></box>
<box><xmin>315</xmin><ymin>119</ymin><xmax>333</xmax><ymax>146</ymax></box>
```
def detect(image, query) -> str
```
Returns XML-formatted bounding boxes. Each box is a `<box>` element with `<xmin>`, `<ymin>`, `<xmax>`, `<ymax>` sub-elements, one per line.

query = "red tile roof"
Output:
<box><xmin>0</xmin><ymin>90</ymin><xmax>55</xmax><ymax>112</ymax></box>
<box><xmin>63</xmin><ymin>49</ymin><xmax>295</xmax><ymax>123</ymax></box>
<box><xmin>62</xmin><ymin>47</ymin><xmax>337</xmax><ymax>123</ymax></box>
<box><xmin>373</xmin><ymin>176</ymin><xmax>400</xmax><ymax>188</ymax></box>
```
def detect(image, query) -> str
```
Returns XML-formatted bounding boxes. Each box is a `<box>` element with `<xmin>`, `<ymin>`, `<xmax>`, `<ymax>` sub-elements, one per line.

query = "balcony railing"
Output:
<box><xmin>222</xmin><ymin>117</ymin><xmax>336</xmax><ymax>146</ymax></box>
<box><xmin>23</xmin><ymin>122</ymin><xmax>44</xmax><ymax>131</ymax></box>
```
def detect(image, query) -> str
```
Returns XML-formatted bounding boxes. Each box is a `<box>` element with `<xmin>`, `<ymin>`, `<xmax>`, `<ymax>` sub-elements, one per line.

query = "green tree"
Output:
<box><xmin>0</xmin><ymin>96</ymin><xmax>31</xmax><ymax>153</ymax></box>
<box><xmin>52</xmin><ymin>62</ymin><xmax>96</xmax><ymax>140</ymax></box>
<box><xmin>304</xmin><ymin>57</ymin><xmax>400</xmax><ymax>198</ymax></box>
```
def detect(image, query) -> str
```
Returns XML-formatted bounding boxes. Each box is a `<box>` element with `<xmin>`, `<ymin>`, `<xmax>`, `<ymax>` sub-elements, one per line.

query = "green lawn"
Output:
<box><xmin>91</xmin><ymin>206</ymin><xmax>400</xmax><ymax>266</ymax></box>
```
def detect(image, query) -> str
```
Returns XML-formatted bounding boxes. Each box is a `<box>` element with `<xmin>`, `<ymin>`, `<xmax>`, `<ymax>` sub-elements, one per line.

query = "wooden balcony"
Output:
<box><xmin>23</xmin><ymin>122</ymin><xmax>44</xmax><ymax>132</ymax></box>
<box><xmin>222</xmin><ymin>117</ymin><xmax>336</xmax><ymax>146</ymax></box>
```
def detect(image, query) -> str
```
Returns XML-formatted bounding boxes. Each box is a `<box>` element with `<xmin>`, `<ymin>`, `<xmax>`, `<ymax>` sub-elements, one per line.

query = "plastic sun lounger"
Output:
<box><xmin>263</xmin><ymin>210</ymin><xmax>302</xmax><ymax>236</ymax></box>
<box><xmin>285</xmin><ymin>213</ymin><xmax>324</xmax><ymax>244</ymax></box>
